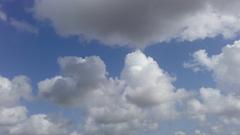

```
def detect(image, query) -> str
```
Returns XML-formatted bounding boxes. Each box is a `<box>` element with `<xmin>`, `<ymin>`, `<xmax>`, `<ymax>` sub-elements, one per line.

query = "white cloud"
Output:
<box><xmin>9</xmin><ymin>19</ymin><xmax>39</xmax><ymax>34</ymax></box>
<box><xmin>1</xmin><ymin>47</ymin><xmax>240</xmax><ymax>135</ymax></box>
<box><xmin>184</xmin><ymin>40</ymin><xmax>240</xmax><ymax>93</ymax></box>
<box><xmin>122</xmin><ymin>50</ymin><xmax>188</xmax><ymax>108</ymax></box>
<box><xmin>183</xmin><ymin>49</ymin><xmax>218</xmax><ymax>72</ymax></box>
<box><xmin>33</xmin><ymin>0</ymin><xmax>240</xmax><ymax>48</ymax></box>
<box><xmin>0</xmin><ymin>75</ymin><xmax>30</xmax><ymax>132</ymax></box>
<box><xmin>8</xmin><ymin>114</ymin><xmax>68</xmax><ymax>135</ymax></box>
<box><xmin>183</xmin><ymin>86</ymin><xmax>240</xmax><ymax>135</ymax></box>
<box><xmin>0</xmin><ymin>9</ymin><xmax>7</xmax><ymax>21</ymax></box>
<box><xmin>38</xmin><ymin>50</ymin><xmax>190</xmax><ymax>135</ymax></box>
<box><xmin>0</xmin><ymin>5</ymin><xmax>38</xmax><ymax>34</ymax></box>
<box><xmin>0</xmin><ymin>75</ymin><xmax>31</xmax><ymax>107</ymax></box>
<box><xmin>180</xmin><ymin>6</ymin><xmax>240</xmax><ymax>41</ymax></box>
<box><xmin>174</xmin><ymin>131</ymin><xmax>187</xmax><ymax>135</ymax></box>
<box><xmin>188</xmin><ymin>87</ymin><xmax>240</xmax><ymax>121</ymax></box>
<box><xmin>0</xmin><ymin>106</ymin><xmax>27</xmax><ymax>125</ymax></box>
<box><xmin>0</xmin><ymin>75</ymin><xmax>81</xmax><ymax>135</ymax></box>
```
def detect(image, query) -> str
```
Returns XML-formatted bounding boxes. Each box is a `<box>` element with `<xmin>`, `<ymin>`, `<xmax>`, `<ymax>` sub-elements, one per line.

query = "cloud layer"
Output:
<box><xmin>1</xmin><ymin>47</ymin><xmax>240</xmax><ymax>134</ymax></box>
<box><xmin>37</xmin><ymin>49</ymin><xmax>240</xmax><ymax>135</ymax></box>
<box><xmin>33</xmin><ymin>0</ymin><xmax>240</xmax><ymax>48</ymax></box>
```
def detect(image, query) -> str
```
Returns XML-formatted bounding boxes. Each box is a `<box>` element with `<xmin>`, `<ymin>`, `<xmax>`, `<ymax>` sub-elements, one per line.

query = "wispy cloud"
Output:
<box><xmin>9</xmin><ymin>18</ymin><xmax>38</xmax><ymax>34</ymax></box>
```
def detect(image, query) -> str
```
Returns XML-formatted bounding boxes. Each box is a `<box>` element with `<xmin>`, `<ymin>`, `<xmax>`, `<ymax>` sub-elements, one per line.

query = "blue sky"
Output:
<box><xmin>1</xmin><ymin>1</ymin><xmax>240</xmax><ymax>135</ymax></box>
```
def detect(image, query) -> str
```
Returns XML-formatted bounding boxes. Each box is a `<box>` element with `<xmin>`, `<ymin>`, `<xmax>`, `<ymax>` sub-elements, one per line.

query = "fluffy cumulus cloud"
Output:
<box><xmin>184</xmin><ymin>40</ymin><xmax>240</xmax><ymax>135</ymax></box>
<box><xmin>121</xmin><ymin>51</ymin><xmax>187</xmax><ymax>108</ymax></box>
<box><xmin>186</xmin><ymin>87</ymin><xmax>240</xmax><ymax>135</ymax></box>
<box><xmin>2</xmin><ymin>49</ymin><xmax>240</xmax><ymax>134</ymax></box>
<box><xmin>0</xmin><ymin>75</ymin><xmax>81</xmax><ymax>135</ymax></box>
<box><xmin>188</xmin><ymin>87</ymin><xmax>240</xmax><ymax>121</ymax></box>
<box><xmin>184</xmin><ymin>40</ymin><xmax>240</xmax><ymax>93</ymax></box>
<box><xmin>0</xmin><ymin>106</ymin><xmax>27</xmax><ymax>125</ymax></box>
<box><xmin>37</xmin><ymin>49</ymin><xmax>240</xmax><ymax>135</ymax></box>
<box><xmin>38</xmin><ymin>55</ymin><xmax>108</xmax><ymax>106</ymax></box>
<box><xmin>8</xmin><ymin>114</ymin><xmax>69</xmax><ymax>135</ymax></box>
<box><xmin>0</xmin><ymin>75</ymin><xmax>30</xmax><ymax>134</ymax></box>
<box><xmin>38</xmin><ymin>50</ymin><xmax>189</xmax><ymax>135</ymax></box>
<box><xmin>0</xmin><ymin>75</ymin><xmax>31</xmax><ymax>107</ymax></box>
<box><xmin>33</xmin><ymin>0</ymin><xmax>240</xmax><ymax>48</ymax></box>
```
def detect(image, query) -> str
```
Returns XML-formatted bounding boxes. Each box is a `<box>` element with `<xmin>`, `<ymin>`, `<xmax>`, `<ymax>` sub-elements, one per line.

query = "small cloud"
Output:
<box><xmin>0</xmin><ymin>10</ymin><xmax>7</xmax><ymax>21</ymax></box>
<box><xmin>9</xmin><ymin>18</ymin><xmax>39</xmax><ymax>34</ymax></box>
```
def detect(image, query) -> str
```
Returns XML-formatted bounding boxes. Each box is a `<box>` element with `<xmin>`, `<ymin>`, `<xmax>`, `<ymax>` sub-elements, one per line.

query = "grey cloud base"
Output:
<box><xmin>33</xmin><ymin>0</ymin><xmax>240</xmax><ymax>48</ymax></box>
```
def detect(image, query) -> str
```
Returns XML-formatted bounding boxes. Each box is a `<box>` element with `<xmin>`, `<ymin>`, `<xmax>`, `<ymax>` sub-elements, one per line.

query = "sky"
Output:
<box><xmin>1</xmin><ymin>0</ymin><xmax>240</xmax><ymax>135</ymax></box>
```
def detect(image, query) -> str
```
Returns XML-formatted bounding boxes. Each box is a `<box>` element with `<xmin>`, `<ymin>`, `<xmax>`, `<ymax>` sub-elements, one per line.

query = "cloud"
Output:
<box><xmin>8</xmin><ymin>114</ymin><xmax>68</xmax><ymax>135</ymax></box>
<box><xmin>184</xmin><ymin>40</ymin><xmax>240</xmax><ymax>93</ymax></box>
<box><xmin>122</xmin><ymin>50</ymin><xmax>188</xmax><ymax>108</ymax></box>
<box><xmin>5</xmin><ymin>113</ymin><xmax>81</xmax><ymax>135</ymax></box>
<box><xmin>184</xmin><ymin>42</ymin><xmax>240</xmax><ymax>134</ymax></box>
<box><xmin>0</xmin><ymin>75</ymin><xmax>81</xmax><ymax>135</ymax></box>
<box><xmin>0</xmin><ymin>5</ymin><xmax>38</xmax><ymax>34</ymax></box>
<box><xmin>0</xmin><ymin>106</ymin><xmax>27</xmax><ymax>125</ymax></box>
<box><xmin>38</xmin><ymin>56</ymin><xmax>108</xmax><ymax>106</ymax></box>
<box><xmin>185</xmin><ymin>87</ymin><xmax>240</xmax><ymax>135</ymax></box>
<box><xmin>179</xmin><ymin>7</ymin><xmax>240</xmax><ymax>41</ymax></box>
<box><xmin>0</xmin><ymin>75</ymin><xmax>31</xmax><ymax>107</ymax></box>
<box><xmin>2</xmin><ymin>49</ymin><xmax>240</xmax><ymax>135</ymax></box>
<box><xmin>0</xmin><ymin>9</ymin><xmax>7</xmax><ymax>21</ymax></box>
<box><xmin>9</xmin><ymin>19</ymin><xmax>39</xmax><ymax>34</ymax></box>
<box><xmin>188</xmin><ymin>87</ymin><xmax>240</xmax><ymax>121</ymax></box>
<box><xmin>38</xmin><ymin>50</ymin><xmax>190</xmax><ymax>135</ymax></box>
<box><xmin>174</xmin><ymin>131</ymin><xmax>187</xmax><ymax>135</ymax></box>
<box><xmin>33</xmin><ymin>0</ymin><xmax>240</xmax><ymax>48</ymax></box>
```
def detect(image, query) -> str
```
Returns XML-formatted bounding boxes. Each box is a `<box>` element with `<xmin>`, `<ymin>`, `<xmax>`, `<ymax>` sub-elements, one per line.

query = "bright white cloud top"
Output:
<box><xmin>33</xmin><ymin>0</ymin><xmax>240</xmax><ymax>48</ymax></box>
<box><xmin>185</xmin><ymin>40</ymin><xmax>240</xmax><ymax>93</ymax></box>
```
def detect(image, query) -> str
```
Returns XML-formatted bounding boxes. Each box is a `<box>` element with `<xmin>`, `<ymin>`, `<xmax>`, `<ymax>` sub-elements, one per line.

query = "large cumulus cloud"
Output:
<box><xmin>37</xmin><ymin>49</ymin><xmax>240</xmax><ymax>135</ymax></box>
<box><xmin>33</xmin><ymin>0</ymin><xmax>240</xmax><ymax>48</ymax></box>
<box><xmin>38</xmin><ymin>50</ymin><xmax>189</xmax><ymax>135</ymax></box>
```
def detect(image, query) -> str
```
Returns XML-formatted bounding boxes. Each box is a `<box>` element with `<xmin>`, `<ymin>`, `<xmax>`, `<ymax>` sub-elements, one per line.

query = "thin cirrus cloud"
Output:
<box><xmin>33</xmin><ymin>0</ymin><xmax>240</xmax><ymax>48</ymax></box>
